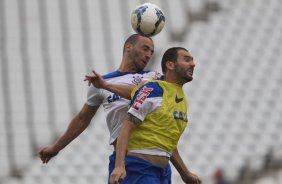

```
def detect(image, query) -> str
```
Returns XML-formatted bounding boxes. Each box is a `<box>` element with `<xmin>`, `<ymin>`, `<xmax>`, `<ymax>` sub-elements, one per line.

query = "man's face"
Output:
<box><xmin>174</xmin><ymin>49</ymin><xmax>195</xmax><ymax>82</ymax></box>
<box><xmin>129</xmin><ymin>36</ymin><xmax>154</xmax><ymax>71</ymax></box>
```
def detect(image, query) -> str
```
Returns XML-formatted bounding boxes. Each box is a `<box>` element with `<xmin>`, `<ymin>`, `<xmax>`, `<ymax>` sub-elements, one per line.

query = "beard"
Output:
<box><xmin>175</xmin><ymin>65</ymin><xmax>193</xmax><ymax>83</ymax></box>
<box><xmin>129</xmin><ymin>51</ymin><xmax>147</xmax><ymax>72</ymax></box>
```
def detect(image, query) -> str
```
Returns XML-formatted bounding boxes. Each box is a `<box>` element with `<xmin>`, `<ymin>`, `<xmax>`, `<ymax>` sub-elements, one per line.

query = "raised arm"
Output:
<box><xmin>84</xmin><ymin>70</ymin><xmax>135</xmax><ymax>100</ymax></box>
<box><xmin>39</xmin><ymin>104</ymin><xmax>99</xmax><ymax>163</ymax></box>
<box><xmin>170</xmin><ymin>147</ymin><xmax>202</xmax><ymax>184</ymax></box>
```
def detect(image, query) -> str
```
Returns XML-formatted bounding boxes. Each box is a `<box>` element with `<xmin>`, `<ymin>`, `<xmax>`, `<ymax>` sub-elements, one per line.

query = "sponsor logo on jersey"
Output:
<box><xmin>132</xmin><ymin>86</ymin><xmax>154</xmax><ymax>110</ymax></box>
<box><xmin>173</xmin><ymin>111</ymin><xmax>188</xmax><ymax>122</ymax></box>
<box><xmin>107</xmin><ymin>94</ymin><xmax>121</xmax><ymax>103</ymax></box>
<box><xmin>132</xmin><ymin>76</ymin><xmax>144</xmax><ymax>85</ymax></box>
<box><xmin>175</xmin><ymin>95</ymin><xmax>184</xmax><ymax>103</ymax></box>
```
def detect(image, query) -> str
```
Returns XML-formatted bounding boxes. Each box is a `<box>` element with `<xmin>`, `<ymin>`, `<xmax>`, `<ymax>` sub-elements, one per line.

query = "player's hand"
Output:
<box><xmin>38</xmin><ymin>145</ymin><xmax>59</xmax><ymax>164</ymax></box>
<box><xmin>84</xmin><ymin>70</ymin><xmax>107</xmax><ymax>89</ymax></box>
<box><xmin>182</xmin><ymin>172</ymin><xmax>202</xmax><ymax>184</ymax></box>
<box><xmin>110</xmin><ymin>166</ymin><xmax>126</xmax><ymax>184</ymax></box>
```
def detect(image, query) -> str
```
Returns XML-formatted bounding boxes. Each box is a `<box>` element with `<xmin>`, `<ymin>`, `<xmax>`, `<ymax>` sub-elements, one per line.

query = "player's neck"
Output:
<box><xmin>118</xmin><ymin>62</ymin><xmax>138</xmax><ymax>73</ymax></box>
<box><xmin>117</xmin><ymin>65</ymin><xmax>137</xmax><ymax>73</ymax></box>
<box><xmin>163</xmin><ymin>74</ymin><xmax>185</xmax><ymax>86</ymax></box>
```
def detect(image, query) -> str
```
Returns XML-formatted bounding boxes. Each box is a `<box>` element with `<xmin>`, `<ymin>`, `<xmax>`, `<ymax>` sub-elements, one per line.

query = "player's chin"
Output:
<box><xmin>185</xmin><ymin>76</ymin><xmax>193</xmax><ymax>82</ymax></box>
<box><xmin>138</xmin><ymin>63</ymin><xmax>147</xmax><ymax>70</ymax></box>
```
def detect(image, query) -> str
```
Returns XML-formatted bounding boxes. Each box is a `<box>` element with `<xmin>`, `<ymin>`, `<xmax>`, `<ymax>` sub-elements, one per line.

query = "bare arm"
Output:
<box><xmin>84</xmin><ymin>70</ymin><xmax>135</xmax><ymax>100</ymax></box>
<box><xmin>39</xmin><ymin>103</ymin><xmax>99</xmax><ymax>163</ymax></box>
<box><xmin>110</xmin><ymin>114</ymin><xmax>140</xmax><ymax>184</ymax></box>
<box><xmin>170</xmin><ymin>147</ymin><xmax>202</xmax><ymax>184</ymax></box>
<box><xmin>104</xmin><ymin>83</ymin><xmax>135</xmax><ymax>100</ymax></box>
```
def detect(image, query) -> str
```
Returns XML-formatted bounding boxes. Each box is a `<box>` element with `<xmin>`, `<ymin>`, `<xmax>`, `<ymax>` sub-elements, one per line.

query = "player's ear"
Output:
<box><xmin>125</xmin><ymin>43</ymin><xmax>133</xmax><ymax>52</ymax></box>
<box><xmin>166</xmin><ymin>61</ymin><xmax>174</xmax><ymax>71</ymax></box>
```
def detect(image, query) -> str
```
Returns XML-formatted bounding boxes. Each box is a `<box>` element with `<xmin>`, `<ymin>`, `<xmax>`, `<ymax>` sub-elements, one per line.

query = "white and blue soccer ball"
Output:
<box><xmin>131</xmin><ymin>3</ymin><xmax>165</xmax><ymax>37</ymax></box>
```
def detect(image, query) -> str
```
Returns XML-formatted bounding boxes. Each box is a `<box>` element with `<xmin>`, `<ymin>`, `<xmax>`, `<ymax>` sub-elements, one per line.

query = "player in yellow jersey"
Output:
<box><xmin>85</xmin><ymin>47</ymin><xmax>201</xmax><ymax>184</ymax></box>
<box><xmin>113</xmin><ymin>47</ymin><xmax>201</xmax><ymax>184</ymax></box>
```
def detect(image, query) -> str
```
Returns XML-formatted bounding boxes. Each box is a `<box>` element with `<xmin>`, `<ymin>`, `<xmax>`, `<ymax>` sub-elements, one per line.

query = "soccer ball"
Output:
<box><xmin>131</xmin><ymin>3</ymin><xmax>165</xmax><ymax>37</ymax></box>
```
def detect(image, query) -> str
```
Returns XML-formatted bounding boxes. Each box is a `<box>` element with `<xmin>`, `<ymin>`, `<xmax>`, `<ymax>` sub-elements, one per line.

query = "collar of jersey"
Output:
<box><xmin>103</xmin><ymin>70</ymin><xmax>151</xmax><ymax>79</ymax></box>
<box><xmin>158</xmin><ymin>76</ymin><xmax>183</xmax><ymax>88</ymax></box>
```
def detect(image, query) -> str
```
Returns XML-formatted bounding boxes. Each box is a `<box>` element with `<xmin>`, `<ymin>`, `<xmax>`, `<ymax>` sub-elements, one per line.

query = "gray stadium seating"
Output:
<box><xmin>1</xmin><ymin>0</ymin><xmax>282</xmax><ymax>183</ymax></box>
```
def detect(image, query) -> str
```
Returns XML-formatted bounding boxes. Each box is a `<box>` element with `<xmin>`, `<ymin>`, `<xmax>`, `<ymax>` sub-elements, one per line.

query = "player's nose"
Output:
<box><xmin>145</xmin><ymin>53</ymin><xmax>151</xmax><ymax>61</ymax></box>
<box><xmin>190</xmin><ymin>60</ymin><xmax>196</xmax><ymax>68</ymax></box>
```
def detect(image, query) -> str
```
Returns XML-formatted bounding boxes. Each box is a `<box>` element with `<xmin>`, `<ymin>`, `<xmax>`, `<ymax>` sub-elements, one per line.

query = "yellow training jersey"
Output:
<box><xmin>127</xmin><ymin>80</ymin><xmax>188</xmax><ymax>156</ymax></box>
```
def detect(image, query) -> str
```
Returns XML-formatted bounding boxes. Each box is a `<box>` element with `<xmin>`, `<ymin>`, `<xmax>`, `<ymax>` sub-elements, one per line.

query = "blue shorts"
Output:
<box><xmin>108</xmin><ymin>152</ymin><xmax>171</xmax><ymax>184</ymax></box>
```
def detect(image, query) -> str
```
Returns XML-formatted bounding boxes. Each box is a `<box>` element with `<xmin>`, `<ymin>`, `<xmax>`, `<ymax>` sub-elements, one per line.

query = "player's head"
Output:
<box><xmin>122</xmin><ymin>34</ymin><xmax>154</xmax><ymax>72</ymax></box>
<box><xmin>213</xmin><ymin>168</ymin><xmax>224</xmax><ymax>181</ymax></box>
<box><xmin>161</xmin><ymin>47</ymin><xmax>195</xmax><ymax>83</ymax></box>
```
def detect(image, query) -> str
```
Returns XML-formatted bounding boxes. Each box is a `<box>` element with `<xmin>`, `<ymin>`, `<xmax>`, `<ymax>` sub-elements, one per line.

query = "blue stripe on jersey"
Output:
<box><xmin>130</xmin><ymin>82</ymin><xmax>163</xmax><ymax>107</ymax></box>
<box><xmin>103</xmin><ymin>70</ymin><xmax>152</xmax><ymax>79</ymax></box>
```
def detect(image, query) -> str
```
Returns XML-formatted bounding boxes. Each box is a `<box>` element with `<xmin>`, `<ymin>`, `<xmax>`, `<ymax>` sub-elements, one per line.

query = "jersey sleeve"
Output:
<box><xmin>142</xmin><ymin>71</ymin><xmax>162</xmax><ymax>81</ymax></box>
<box><xmin>128</xmin><ymin>82</ymin><xmax>163</xmax><ymax>122</ymax></box>
<box><xmin>86</xmin><ymin>85</ymin><xmax>103</xmax><ymax>106</ymax></box>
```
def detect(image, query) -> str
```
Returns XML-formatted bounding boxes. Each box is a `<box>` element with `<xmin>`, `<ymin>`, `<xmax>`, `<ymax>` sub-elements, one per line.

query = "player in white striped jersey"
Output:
<box><xmin>38</xmin><ymin>34</ymin><xmax>165</xmax><ymax>181</ymax></box>
<box><xmin>39</xmin><ymin>33</ymin><xmax>158</xmax><ymax>159</ymax></box>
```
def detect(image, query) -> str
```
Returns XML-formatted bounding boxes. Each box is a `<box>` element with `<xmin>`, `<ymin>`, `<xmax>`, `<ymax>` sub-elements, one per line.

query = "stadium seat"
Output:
<box><xmin>1</xmin><ymin>0</ymin><xmax>282</xmax><ymax>184</ymax></box>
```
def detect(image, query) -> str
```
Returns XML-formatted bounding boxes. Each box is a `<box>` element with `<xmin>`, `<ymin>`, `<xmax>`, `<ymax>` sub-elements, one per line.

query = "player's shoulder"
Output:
<box><xmin>140</xmin><ymin>70</ymin><xmax>162</xmax><ymax>79</ymax></box>
<box><xmin>87</xmin><ymin>83</ymin><xmax>101</xmax><ymax>95</ymax></box>
<box><xmin>135</xmin><ymin>80</ymin><xmax>164</xmax><ymax>98</ymax></box>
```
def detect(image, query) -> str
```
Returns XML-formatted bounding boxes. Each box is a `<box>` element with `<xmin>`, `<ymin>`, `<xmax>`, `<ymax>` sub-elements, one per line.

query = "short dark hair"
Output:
<box><xmin>123</xmin><ymin>34</ymin><xmax>152</xmax><ymax>53</ymax></box>
<box><xmin>161</xmin><ymin>47</ymin><xmax>188</xmax><ymax>73</ymax></box>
